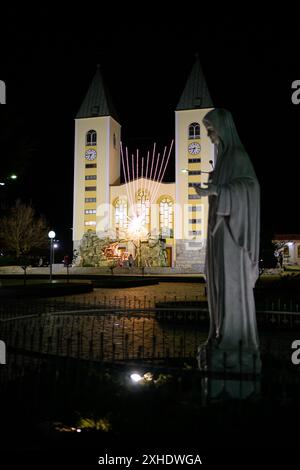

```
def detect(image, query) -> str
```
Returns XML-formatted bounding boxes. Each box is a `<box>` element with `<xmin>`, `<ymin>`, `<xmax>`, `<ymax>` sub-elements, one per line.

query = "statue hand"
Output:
<box><xmin>195</xmin><ymin>183</ymin><xmax>218</xmax><ymax>197</ymax></box>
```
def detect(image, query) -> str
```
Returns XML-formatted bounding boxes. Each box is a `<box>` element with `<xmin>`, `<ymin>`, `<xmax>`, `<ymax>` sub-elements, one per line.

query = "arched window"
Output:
<box><xmin>86</xmin><ymin>130</ymin><xmax>97</xmax><ymax>146</ymax></box>
<box><xmin>136</xmin><ymin>189</ymin><xmax>150</xmax><ymax>231</ymax></box>
<box><xmin>114</xmin><ymin>198</ymin><xmax>128</xmax><ymax>233</ymax></box>
<box><xmin>188</xmin><ymin>122</ymin><xmax>200</xmax><ymax>140</ymax></box>
<box><xmin>159</xmin><ymin>196</ymin><xmax>173</xmax><ymax>238</ymax></box>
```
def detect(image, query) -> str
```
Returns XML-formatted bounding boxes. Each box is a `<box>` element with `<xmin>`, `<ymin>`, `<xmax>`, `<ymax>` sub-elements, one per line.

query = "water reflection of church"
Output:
<box><xmin>73</xmin><ymin>58</ymin><xmax>215</xmax><ymax>271</ymax></box>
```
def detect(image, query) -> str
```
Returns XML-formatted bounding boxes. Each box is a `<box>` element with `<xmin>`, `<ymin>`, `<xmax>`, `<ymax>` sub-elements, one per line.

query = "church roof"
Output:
<box><xmin>76</xmin><ymin>66</ymin><xmax>119</xmax><ymax>121</ymax></box>
<box><xmin>176</xmin><ymin>57</ymin><xmax>213</xmax><ymax>110</ymax></box>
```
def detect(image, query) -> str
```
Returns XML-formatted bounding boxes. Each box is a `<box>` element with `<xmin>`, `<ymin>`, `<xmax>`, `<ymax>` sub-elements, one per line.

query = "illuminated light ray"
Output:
<box><xmin>136</xmin><ymin>149</ymin><xmax>140</xmax><ymax>208</ymax></box>
<box><xmin>141</xmin><ymin>156</ymin><xmax>146</xmax><ymax>208</ymax></box>
<box><xmin>144</xmin><ymin>150</ymin><xmax>149</xmax><ymax>195</ymax></box>
<box><xmin>151</xmin><ymin>146</ymin><xmax>167</xmax><ymax>204</ymax></box>
<box><xmin>120</xmin><ymin>144</ymin><xmax>134</xmax><ymax>233</ymax></box>
<box><xmin>146</xmin><ymin>142</ymin><xmax>156</xmax><ymax>198</ymax></box>
<box><xmin>135</xmin><ymin>150</ymin><xmax>139</xmax><ymax>207</ymax></box>
<box><xmin>125</xmin><ymin>146</ymin><xmax>134</xmax><ymax>211</ymax></box>
<box><xmin>149</xmin><ymin>150</ymin><xmax>161</xmax><ymax>202</ymax></box>
<box><xmin>131</xmin><ymin>153</ymin><xmax>137</xmax><ymax>216</ymax></box>
<box><xmin>131</xmin><ymin>153</ymin><xmax>137</xmax><ymax>218</ymax></box>
<box><xmin>144</xmin><ymin>149</ymin><xmax>152</xmax><ymax>199</ymax></box>
<box><xmin>151</xmin><ymin>140</ymin><xmax>174</xmax><ymax>204</ymax></box>
<box><xmin>120</xmin><ymin>143</ymin><xmax>132</xmax><ymax>209</ymax></box>
<box><xmin>132</xmin><ymin>153</ymin><xmax>135</xmax><ymax>182</ymax></box>
<box><xmin>128</xmin><ymin>150</ymin><xmax>135</xmax><ymax>213</ymax></box>
<box><xmin>151</xmin><ymin>151</ymin><xmax>160</xmax><ymax>203</ymax></box>
<box><xmin>153</xmin><ymin>152</ymin><xmax>160</xmax><ymax>183</ymax></box>
<box><xmin>151</xmin><ymin>145</ymin><xmax>167</xmax><ymax>204</ymax></box>
<box><xmin>121</xmin><ymin>142</ymin><xmax>174</xmax><ymax>242</ymax></box>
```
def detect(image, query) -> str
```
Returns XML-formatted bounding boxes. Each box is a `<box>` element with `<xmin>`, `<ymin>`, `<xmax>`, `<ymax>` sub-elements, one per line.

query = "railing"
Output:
<box><xmin>0</xmin><ymin>291</ymin><xmax>300</xmax><ymax>313</ymax></box>
<box><xmin>1</xmin><ymin>292</ymin><xmax>300</xmax><ymax>328</ymax></box>
<box><xmin>1</xmin><ymin>305</ymin><xmax>299</xmax><ymax>366</ymax></box>
<box><xmin>0</xmin><ymin>307</ymin><xmax>206</xmax><ymax>363</ymax></box>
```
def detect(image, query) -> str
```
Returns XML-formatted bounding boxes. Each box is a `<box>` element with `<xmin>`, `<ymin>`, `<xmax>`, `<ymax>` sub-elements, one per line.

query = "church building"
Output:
<box><xmin>73</xmin><ymin>58</ymin><xmax>215</xmax><ymax>271</ymax></box>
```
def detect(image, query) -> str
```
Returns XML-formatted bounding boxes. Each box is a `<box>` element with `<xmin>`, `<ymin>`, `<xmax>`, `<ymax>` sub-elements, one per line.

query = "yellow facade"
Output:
<box><xmin>73</xmin><ymin>116</ymin><xmax>121</xmax><ymax>244</ymax></box>
<box><xmin>73</xmin><ymin>62</ymin><xmax>214</xmax><ymax>270</ymax></box>
<box><xmin>175</xmin><ymin>108</ymin><xmax>214</xmax><ymax>241</ymax></box>
<box><xmin>73</xmin><ymin>110</ymin><xmax>214</xmax><ymax>268</ymax></box>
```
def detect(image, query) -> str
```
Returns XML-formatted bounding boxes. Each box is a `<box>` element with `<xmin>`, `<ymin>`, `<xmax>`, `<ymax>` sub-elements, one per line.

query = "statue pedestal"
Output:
<box><xmin>201</xmin><ymin>376</ymin><xmax>260</xmax><ymax>400</ymax></box>
<box><xmin>198</xmin><ymin>342</ymin><xmax>261</xmax><ymax>375</ymax></box>
<box><xmin>198</xmin><ymin>342</ymin><xmax>261</xmax><ymax>399</ymax></box>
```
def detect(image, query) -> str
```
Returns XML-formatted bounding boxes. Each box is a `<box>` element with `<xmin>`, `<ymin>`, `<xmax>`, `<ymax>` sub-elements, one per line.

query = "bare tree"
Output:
<box><xmin>0</xmin><ymin>200</ymin><xmax>48</xmax><ymax>259</ymax></box>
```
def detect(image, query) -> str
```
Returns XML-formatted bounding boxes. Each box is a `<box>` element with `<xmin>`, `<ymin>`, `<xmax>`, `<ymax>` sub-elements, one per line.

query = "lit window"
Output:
<box><xmin>84</xmin><ymin>209</ymin><xmax>96</xmax><ymax>214</ymax></box>
<box><xmin>136</xmin><ymin>190</ymin><xmax>150</xmax><ymax>231</ymax></box>
<box><xmin>85</xmin><ymin>197</ymin><xmax>96</xmax><ymax>203</ymax></box>
<box><xmin>86</xmin><ymin>130</ymin><xmax>97</xmax><ymax>146</ymax></box>
<box><xmin>85</xmin><ymin>175</ymin><xmax>97</xmax><ymax>180</ymax></box>
<box><xmin>114</xmin><ymin>198</ymin><xmax>128</xmax><ymax>231</ymax></box>
<box><xmin>188</xmin><ymin>122</ymin><xmax>200</xmax><ymax>140</ymax></box>
<box><xmin>189</xmin><ymin>230</ymin><xmax>202</xmax><ymax>236</ymax></box>
<box><xmin>85</xmin><ymin>221</ymin><xmax>96</xmax><ymax>226</ymax></box>
<box><xmin>189</xmin><ymin>219</ymin><xmax>201</xmax><ymax>224</ymax></box>
<box><xmin>159</xmin><ymin>197</ymin><xmax>173</xmax><ymax>238</ymax></box>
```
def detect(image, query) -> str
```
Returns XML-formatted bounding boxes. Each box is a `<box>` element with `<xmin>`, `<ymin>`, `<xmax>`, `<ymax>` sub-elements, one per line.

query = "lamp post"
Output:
<box><xmin>48</xmin><ymin>230</ymin><xmax>55</xmax><ymax>282</ymax></box>
<box><xmin>53</xmin><ymin>243</ymin><xmax>59</xmax><ymax>265</ymax></box>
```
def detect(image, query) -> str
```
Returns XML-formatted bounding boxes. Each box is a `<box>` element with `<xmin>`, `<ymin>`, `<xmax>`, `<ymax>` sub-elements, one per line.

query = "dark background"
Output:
<box><xmin>0</xmin><ymin>6</ymin><xmax>299</xmax><ymax>255</ymax></box>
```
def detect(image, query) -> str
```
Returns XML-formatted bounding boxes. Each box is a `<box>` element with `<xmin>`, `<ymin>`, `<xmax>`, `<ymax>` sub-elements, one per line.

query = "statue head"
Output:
<box><xmin>203</xmin><ymin>109</ymin><xmax>244</xmax><ymax>154</ymax></box>
<box><xmin>203</xmin><ymin>119</ymin><xmax>220</xmax><ymax>145</ymax></box>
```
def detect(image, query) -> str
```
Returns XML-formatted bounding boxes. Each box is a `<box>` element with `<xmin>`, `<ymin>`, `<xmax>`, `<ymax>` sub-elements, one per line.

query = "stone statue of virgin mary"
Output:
<box><xmin>195</xmin><ymin>108</ymin><xmax>261</xmax><ymax>373</ymax></box>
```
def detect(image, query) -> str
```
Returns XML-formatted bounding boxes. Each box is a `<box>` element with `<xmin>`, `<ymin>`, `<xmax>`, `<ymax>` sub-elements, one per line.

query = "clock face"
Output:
<box><xmin>85</xmin><ymin>149</ymin><xmax>97</xmax><ymax>161</ymax></box>
<box><xmin>188</xmin><ymin>142</ymin><xmax>201</xmax><ymax>155</ymax></box>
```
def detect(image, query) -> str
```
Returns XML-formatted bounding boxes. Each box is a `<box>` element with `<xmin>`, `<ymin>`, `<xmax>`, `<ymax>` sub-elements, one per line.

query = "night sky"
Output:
<box><xmin>1</xmin><ymin>7</ymin><xmax>300</xmax><ymax>254</ymax></box>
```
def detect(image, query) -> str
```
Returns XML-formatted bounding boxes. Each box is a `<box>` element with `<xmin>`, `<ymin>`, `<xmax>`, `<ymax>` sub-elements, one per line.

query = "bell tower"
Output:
<box><xmin>73</xmin><ymin>66</ymin><xmax>121</xmax><ymax>249</ymax></box>
<box><xmin>175</xmin><ymin>57</ymin><xmax>214</xmax><ymax>269</ymax></box>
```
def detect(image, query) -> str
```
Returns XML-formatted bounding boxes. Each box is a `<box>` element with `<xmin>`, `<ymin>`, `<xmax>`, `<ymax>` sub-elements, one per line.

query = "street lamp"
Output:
<box><xmin>48</xmin><ymin>230</ymin><xmax>55</xmax><ymax>282</ymax></box>
<box><xmin>53</xmin><ymin>242</ymin><xmax>59</xmax><ymax>264</ymax></box>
